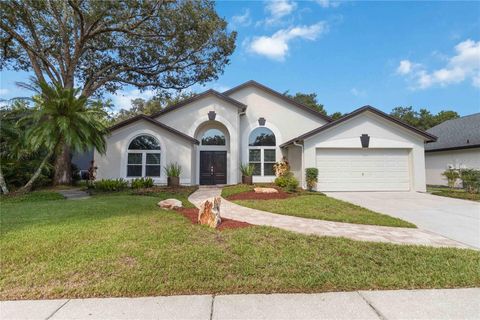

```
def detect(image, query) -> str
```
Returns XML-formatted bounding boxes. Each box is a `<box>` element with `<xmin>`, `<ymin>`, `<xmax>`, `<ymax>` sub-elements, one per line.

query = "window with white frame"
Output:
<box><xmin>127</xmin><ymin>135</ymin><xmax>161</xmax><ymax>177</ymax></box>
<box><xmin>248</xmin><ymin>127</ymin><xmax>276</xmax><ymax>176</ymax></box>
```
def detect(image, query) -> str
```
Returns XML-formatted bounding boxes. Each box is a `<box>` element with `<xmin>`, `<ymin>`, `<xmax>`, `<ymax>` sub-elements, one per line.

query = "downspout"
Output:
<box><xmin>238</xmin><ymin>111</ymin><xmax>246</xmax><ymax>184</ymax></box>
<box><xmin>293</xmin><ymin>140</ymin><xmax>305</xmax><ymax>189</ymax></box>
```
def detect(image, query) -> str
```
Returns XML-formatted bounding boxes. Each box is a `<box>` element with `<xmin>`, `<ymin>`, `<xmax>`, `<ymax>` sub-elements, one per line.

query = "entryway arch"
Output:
<box><xmin>194</xmin><ymin>121</ymin><xmax>230</xmax><ymax>185</ymax></box>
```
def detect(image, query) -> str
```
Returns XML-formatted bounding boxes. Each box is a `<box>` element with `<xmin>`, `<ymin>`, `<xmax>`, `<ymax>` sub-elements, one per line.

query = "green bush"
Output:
<box><xmin>460</xmin><ymin>169</ymin><xmax>480</xmax><ymax>194</ymax></box>
<box><xmin>164</xmin><ymin>163</ymin><xmax>182</xmax><ymax>177</ymax></box>
<box><xmin>441</xmin><ymin>168</ymin><xmax>460</xmax><ymax>189</ymax></box>
<box><xmin>305</xmin><ymin>168</ymin><xmax>318</xmax><ymax>191</ymax></box>
<box><xmin>275</xmin><ymin>172</ymin><xmax>299</xmax><ymax>192</ymax></box>
<box><xmin>131</xmin><ymin>177</ymin><xmax>154</xmax><ymax>189</ymax></box>
<box><xmin>93</xmin><ymin>179</ymin><xmax>129</xmax><ymax>192</ymax></box>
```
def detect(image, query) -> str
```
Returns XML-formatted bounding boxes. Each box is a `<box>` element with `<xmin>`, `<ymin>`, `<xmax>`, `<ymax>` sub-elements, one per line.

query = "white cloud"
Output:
<box><xmin>316</xmin><ymin>0</ymin><xmax>340</xmax><ymax>8</ymax></box>
<box><xmin>231</xmin><ymin>9</ymin><xmax>251</xmax><ymax>28</ymax></box>
<box><xmin>397</xmin><ymin>39</ymin><xmax>480</xmax><ymax>89</ymax></box>
<box><xmin>264</xmin><ymin>0</ymin><xmax>297</xmax><ymax>25</ymax></box>
<box><xmin>396</xmin><ymin>60</ymin><xmax>413</xmax><ymax>75</ymax></box>
<box><xmin>111</xmin><ymin>89</ymin><xmax>157</xmax><ymax>110</ymax></box>
<box><xmin>0</xmin><ymin>88</ymin><xmax>10</xmax><ymax>96</ymax></box>
<box><xmin>350</xmin><ymin>88</ymin><xmax>367</xmax><ymax>97</ymax></box>
<box><xmin>248</xmin><ymin>22</ymin><xmax>328</xmax><ymax>60</ymax></box>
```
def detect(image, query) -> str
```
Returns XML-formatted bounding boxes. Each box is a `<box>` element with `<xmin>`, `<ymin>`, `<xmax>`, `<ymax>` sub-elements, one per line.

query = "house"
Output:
<box><xmin>94</xmin><ymin>80</ymin><xmax>436</xmax><ymax>192</ymax></box>
<box><xmin>425</xmin><ymin>113</ymin><xmax>480</xmax><ymax>186</ymax></box>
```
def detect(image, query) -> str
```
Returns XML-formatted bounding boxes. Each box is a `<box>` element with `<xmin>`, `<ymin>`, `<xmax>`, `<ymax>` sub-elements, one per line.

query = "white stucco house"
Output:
<box><xmin>425</xmin><ymin>113</ymin><xmax>480</xmax><ymax>186</ymax></box>
<box><xmin>95</xmin><ymin>80</ymin><xmax>437</xmax><ymax>192</ymax></box>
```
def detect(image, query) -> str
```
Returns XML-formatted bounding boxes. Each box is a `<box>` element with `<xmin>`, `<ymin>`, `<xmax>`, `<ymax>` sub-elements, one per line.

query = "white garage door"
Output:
<box><xmin>316</xmin><ymin>148</ymin><xmax>410</xmax><ymax>191</ymax></box>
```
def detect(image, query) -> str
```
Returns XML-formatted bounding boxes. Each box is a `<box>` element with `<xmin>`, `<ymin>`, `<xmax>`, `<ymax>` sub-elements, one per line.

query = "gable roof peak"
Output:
<box><xmin>107</xmin><ymin>114</ymin><xmax>199</xmax><ymax>144</ymax></box>
<box><xmin>149</xmin><ymin>88</ymin><xmax>247</xmax><ymax>119</ymax></box>
<box><xmin>280</xmin><ymin>104</ymin><xmax>437</xmax><ymax>147</ymax></box>
<box><xmin>223</xmin><ymin>80</ymin><xmax>332</xmax><ymax>122</ymax></box>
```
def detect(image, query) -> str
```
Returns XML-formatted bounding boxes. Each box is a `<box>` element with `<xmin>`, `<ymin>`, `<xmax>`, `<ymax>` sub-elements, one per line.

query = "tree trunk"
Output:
<box><xmin>53</xmin><ymin>143</ymin><xmax>72</xmax><ymax>185</ymax></box>
<box><xmin>0</xmin><ymin>167</ymin><xmax>9</xmax><ymax>194</ymax></box>
<box><xmin>18</xmin><ymin>150</ymin><xmax>54</xmax><ymax>193</ymax></box>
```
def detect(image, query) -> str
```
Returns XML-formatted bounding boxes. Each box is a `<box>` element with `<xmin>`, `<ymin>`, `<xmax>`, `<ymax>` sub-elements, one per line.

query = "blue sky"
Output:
<box><xmin>1</xmin><ymin>0</ymin><xmax>479</xmax><ymax>116</ymax></box>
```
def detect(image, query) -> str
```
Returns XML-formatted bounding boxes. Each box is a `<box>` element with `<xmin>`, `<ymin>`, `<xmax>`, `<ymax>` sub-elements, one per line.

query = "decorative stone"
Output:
<box><xmin>254</xmin><ymin>187</ymin><xmax>278</xmax><ymax>194</ymax></box>
<box><xmin>157</xmin><ymin>198</ymin><xmax>183</xmax><ymax>209</ymax></box>
<box><xmin>198</xmin><ymin>197</ymin><xmax>221</xmax><ymax>228</ymax></box>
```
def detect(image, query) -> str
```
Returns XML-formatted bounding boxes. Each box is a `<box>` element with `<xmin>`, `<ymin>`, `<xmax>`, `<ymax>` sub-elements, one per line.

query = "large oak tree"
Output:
<box><xmin>1</xmin><ymin>0</ymin><xmax>236</xmax><ymax>184</ymax></box>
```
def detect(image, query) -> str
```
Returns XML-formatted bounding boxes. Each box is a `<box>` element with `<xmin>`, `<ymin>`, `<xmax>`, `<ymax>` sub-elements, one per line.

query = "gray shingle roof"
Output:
<box><xmin>425</xmin><ymin>113</ymin><xmax>480</xmax><ymax>151</ymax></box>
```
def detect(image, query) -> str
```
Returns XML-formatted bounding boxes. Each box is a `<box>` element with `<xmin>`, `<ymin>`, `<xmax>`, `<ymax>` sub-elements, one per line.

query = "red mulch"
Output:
<box><xmin>175</xmin><ymin>207</ymin><xmax>251</xmax><ymax>230</ymax></box>
<box><xmin>226</xmin><ymin>188</ymin><xmax>292</xmax><ymax>201</ymax></box>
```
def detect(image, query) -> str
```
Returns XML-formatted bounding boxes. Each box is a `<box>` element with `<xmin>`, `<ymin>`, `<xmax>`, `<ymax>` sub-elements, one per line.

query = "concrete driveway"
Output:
<box><xmin>325</xmin><ymin>192</ymin><xmax>480</xmax><ymax>249</ymax></box>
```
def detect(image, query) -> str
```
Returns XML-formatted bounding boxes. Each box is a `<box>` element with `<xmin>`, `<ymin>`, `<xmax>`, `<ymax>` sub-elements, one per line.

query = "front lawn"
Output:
<box><xmin>428</xmin><ymin>186</ymin><xmax>480</xmax><ymax>202</ymax></box>
<box><xmin>223</xmin><ymin>185</ymin><xmax>415</xmax><ymax>228</ymax></box>
<box><xmin>1</xmin><ymin>190</ymin><xmax>479</xmax><ymax>300</ymax></box>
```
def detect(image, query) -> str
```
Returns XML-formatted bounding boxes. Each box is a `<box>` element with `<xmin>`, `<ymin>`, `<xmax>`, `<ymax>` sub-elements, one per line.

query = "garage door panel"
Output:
<box><xmin>316</xmin><ymin>148</ymin><xmax>410</xmax><ymax>191</ymax></box>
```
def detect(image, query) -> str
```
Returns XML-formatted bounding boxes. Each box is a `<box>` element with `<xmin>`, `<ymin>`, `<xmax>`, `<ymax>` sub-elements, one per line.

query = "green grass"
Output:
<box><xmin>229</xmin><ymin>190</ymin><xmax>415</xmax><ymax>228</ymax></box>
<box><xmin>221</xmin><ymin>184</ymin><xmax>255</xmax><ymax>198</ymax></box>
<box><xmin>428</xmin><ymin>186</ymin><xmax>480</xmax><ymax>202</ymax></box>
<box><xmin>1</xmin><ymin>191</ymin><xmax>479</xmax><ymax>300</ymax></box>
<box><xmin>1</xmin><ymin>191</ymin><xmax>65</xmax><ymax>203</ymax></box>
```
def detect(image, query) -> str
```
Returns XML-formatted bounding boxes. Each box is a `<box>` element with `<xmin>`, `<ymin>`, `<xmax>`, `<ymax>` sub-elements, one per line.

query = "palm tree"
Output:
<box><xmin>17</xmin><ymin>79</ymin><xmax>108</xmax><ymax>190</ymax></box>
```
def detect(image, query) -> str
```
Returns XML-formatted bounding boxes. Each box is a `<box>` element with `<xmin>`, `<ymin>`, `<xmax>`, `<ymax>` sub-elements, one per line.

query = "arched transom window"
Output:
<box><xmin>127</xmin><ymin>135</ymin><xmax>161</xmax><ymax>177</ymax></box>
<box><xmin>201</xmin><ymin>129</ymin><xmax>226</xmax><ymax>145</ymax></box>
<box><xmin>249</xmin><ymin>127</ymin><xmax>276</xmax><ymax>176</ymax></box>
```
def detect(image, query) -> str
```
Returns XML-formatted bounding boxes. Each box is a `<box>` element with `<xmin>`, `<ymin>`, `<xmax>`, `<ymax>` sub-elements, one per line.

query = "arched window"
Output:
<box><xmin>201</xmin><ymin>129</ymin><xmax>226</xmax><ymax>145</ymax></box>
<box><xmin>249</xmin><ymin>128</ymin><xmax>276</xmax><ymax>176</ymax></box>
<box><xmin>127</xmin><ymin>135</ymin><xmax>161</xmax><ymax>177</ymax></box>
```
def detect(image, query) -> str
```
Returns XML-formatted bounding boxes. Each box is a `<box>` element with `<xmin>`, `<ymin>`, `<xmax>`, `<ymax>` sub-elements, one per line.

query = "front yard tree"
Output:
<box><xmin>0</xmin><ymin>0</ymin><xmax>236</xmax><ymax>184</ymax></box>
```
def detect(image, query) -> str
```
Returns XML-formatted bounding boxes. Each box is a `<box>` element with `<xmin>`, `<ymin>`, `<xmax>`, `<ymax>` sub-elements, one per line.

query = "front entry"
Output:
<box><xmin>200</xmin><ymin>151</ymin><xmax>227</xmax><ymax>185</ymax></box>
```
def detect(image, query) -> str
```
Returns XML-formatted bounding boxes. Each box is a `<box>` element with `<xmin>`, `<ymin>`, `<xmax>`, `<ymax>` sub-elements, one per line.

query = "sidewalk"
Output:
<box><xmin>188</xmin><ymin>187</ymin><xmax>468</xmax><ymax>248</ymax></box>
<box><xmin>2</xmin><ymin>288</ymin><xmax>479</xmax><ymax>320</ymax></box>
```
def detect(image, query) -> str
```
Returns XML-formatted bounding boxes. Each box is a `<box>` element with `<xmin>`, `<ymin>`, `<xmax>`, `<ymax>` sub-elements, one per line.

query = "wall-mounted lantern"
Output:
<box><xmin>258</xmin><ymin>117</ymin><xmax>266</xmax><ymax>126</ymax></box>
<box><xmin>360</xmin><ymin>134</ymin><xmax>370</xmax><ymax>148</ymax></box>
<box><xmin>208</xmin><ymin>111</ymin><xmax>216</xmax><ymax>121</ymax></box>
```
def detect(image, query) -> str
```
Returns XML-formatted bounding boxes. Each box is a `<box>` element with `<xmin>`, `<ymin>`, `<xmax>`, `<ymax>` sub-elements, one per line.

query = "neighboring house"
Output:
<box><xmin>425</xmin><ymin>113</ymin><xmax>480</xmax><ymax>186</ymax></box>
<box><xmin>94</xmin><ymin>80</ymin><xmax>436</xmax><ymax>192</ymax></box>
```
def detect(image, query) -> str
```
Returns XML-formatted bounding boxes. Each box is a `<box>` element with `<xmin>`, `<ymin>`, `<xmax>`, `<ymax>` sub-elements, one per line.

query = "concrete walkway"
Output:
<box><xmin>189</xmin><ymin>187</ymin><xmax>468</xmax><ymax>248</ymax></box>
<box><xmin>326</xmin><ymin>191</ymin><xmax>480</xmax><ymax>249</ymax></box>
<box><xmin>57</xmin><ymin>189</ymin><xmax>90</xmax><ymax>200</ymax></box>
<box><xmin>2</xmin><ymin>288</ymin><xmax>479</xmax><ymax>319</ymax></box>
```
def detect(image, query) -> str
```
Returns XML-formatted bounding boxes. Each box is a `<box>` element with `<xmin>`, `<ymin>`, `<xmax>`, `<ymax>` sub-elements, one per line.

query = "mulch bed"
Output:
<box><xmin>226</xmin><ymin>188</ymin><xmax>292</xmax><ymax>201</ymax></box>
<box><xmin>175</xmin><ymin>207</ymin><xmax>251</xmax><ymax>230</ymax></box>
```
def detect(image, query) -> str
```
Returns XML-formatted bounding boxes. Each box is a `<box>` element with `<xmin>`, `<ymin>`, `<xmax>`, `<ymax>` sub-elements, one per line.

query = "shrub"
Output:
<box><xmin>441</xmin><ymin>168</ymin><xmax>460</xmax><ymax>189</ymax></box>
<box><xmin>305</xmin><ymin>168</ymin><xmax>318</xmax><ymax>191</ymax></box>
<box><xmin>285</xmin><ymin>176</ymin><xmax>299</xmax><ymax>192</ymax></box>
<box><xmin>460</xmin><ymin>169</ymin><xmax>480</xmax><ymax>194</ymax></box>
<box><xmin>273</xmin><ymin>157</ymin><xmax>290</xmax><ymax>177</ymax></box>
<box><xmin>164</xmin><ymin>163</ymin><xmax>182</xmax><ymax>177</ymax></box>
<box><xmin>240</xmin><ymin>163</ymin><xmax>255</xmax><ymax>176</ymax></box>
<box><xmin>93</xmin><ymin>178</ymin><xmax>128</xmax><ymax>192</ymax></box>
<box><xmin>275</xmin><ymin>172</ymin><xmax>299</xmax><ymax>192</ymax></box>
<box><xmin>131</xmin><ymin>177</ymin><xmax>154</xmax><ymax>189</ymax></box>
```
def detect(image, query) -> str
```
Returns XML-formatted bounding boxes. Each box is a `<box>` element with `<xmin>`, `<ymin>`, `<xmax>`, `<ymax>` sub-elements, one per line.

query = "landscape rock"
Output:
<box><xmin>254</xmin><ymin>187</ymin><xmax>278</xmax><ymax>194</ymax></box>
<box><xmin>157</xmin><ymin>198</ymin><xmax>183</xmax><ymax>209</ymax></box>
<box><xmin>198</xmin><ymin>197</ymin><xmax>222</xmax><ymax>228</ymax></box>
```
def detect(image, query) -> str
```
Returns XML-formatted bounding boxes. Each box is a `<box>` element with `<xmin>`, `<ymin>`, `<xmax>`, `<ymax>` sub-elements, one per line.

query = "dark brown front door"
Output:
<box><xmin>200</xmin><ymin>151</ymin><xmax>227</xmax><ymax>185</ymax></box>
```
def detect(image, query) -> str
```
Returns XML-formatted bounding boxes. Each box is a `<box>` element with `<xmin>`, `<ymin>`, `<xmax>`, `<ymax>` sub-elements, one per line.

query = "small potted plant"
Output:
<box><xmin>240</xmin><ymin>163</ymin><xmax>254</xmax><ymax>185</ymax></box>
<box><xmin>164</xmin><ymin>163</ymin><xmax>182</xmax><ymax>187</ymax></box>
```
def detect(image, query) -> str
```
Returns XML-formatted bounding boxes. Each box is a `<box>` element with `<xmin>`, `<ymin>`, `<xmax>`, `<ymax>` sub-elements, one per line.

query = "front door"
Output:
<box><xmin>200</xmin><ymin>151</ymin><xmax>227</xmax><ymax>185</ymax></box>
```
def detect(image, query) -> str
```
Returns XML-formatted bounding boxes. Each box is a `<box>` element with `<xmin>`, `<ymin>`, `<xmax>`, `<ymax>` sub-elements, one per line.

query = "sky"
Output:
<box><xmin>1</xmin><ymin>0</ymin><xmax>479</xmax><ymax>116</ymax></box>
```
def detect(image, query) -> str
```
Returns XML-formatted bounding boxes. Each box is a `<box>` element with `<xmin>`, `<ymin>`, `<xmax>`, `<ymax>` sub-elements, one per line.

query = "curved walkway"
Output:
<box><xmin>188</xmin><ymin>187</ymin><xmax>469</xmax><ymax>249</ymax></box>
